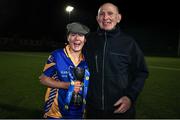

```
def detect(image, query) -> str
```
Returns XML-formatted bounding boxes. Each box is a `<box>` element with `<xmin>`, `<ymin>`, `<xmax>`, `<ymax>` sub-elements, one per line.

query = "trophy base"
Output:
<box><xmin>70</xmin><ymin>93</ymin><xmax>83</xmax><ymax>106</ymax></box>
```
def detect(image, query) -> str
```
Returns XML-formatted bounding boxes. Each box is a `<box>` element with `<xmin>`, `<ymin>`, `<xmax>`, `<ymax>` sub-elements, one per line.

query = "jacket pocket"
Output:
<box><xmin>109</xmin><ymin>51</ymin><xmax>129</xmax><ymax>73</ymax></box>
<box><xmin>110</xmin><ymin>52</ymin><xmax>128</xmax><ymax>56</ymax></box>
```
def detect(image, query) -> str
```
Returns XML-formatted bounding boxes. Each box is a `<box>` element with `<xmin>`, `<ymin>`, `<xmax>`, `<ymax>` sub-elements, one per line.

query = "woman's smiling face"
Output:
<box><xmin>67</xmin><ymin>32</ymin><xmax>86</xmax><ymax>52</ymax></box>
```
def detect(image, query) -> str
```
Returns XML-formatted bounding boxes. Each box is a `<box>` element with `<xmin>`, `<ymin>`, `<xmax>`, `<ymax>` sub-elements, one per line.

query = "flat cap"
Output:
<box><xmin>67</xmin><ymin>22</ymin><xmax>90</xmax><ymax>35</ymax></box>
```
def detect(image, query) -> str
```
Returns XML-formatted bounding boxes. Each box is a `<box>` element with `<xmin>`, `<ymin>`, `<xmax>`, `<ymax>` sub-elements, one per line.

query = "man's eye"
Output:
<box><xmin>107</xmin><ymin>12</ymin><xmax>113</xmax><ymax>16</ymax></box>
<box><xmin>99</xmin><ymin>12</ymin><xmax>105</xmax><ymax>16</ymax></box>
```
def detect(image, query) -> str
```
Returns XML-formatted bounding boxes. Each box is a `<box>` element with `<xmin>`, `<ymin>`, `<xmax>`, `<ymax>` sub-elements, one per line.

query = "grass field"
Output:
<box><xmin>0</xmin><ymin>51</ymin><xmax>180</xmax><ymax>118</ymax></box>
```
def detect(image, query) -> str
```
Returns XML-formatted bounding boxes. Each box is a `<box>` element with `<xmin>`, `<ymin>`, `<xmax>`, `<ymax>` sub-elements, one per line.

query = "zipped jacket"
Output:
<box><xmin>85</xmin><ymin>26</ymin><xmax>149</xmax><ymax>111</ymax></box>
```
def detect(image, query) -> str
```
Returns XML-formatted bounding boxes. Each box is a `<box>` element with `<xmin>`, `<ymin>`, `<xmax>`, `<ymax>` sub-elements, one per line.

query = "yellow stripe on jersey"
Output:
<box><xmin>64</xmin><ymin>45</ymin><xmax>84</xmax><ymax>67</ymax></box>
<box><xmin>45</xmin><ymin>88</ymin><xmax>51</xmax><ymax>101</ymax></box>
<box><xmin>43</xmin><ymin>63</ymin><xmax>55</xmax><ymax>72</ymax></box>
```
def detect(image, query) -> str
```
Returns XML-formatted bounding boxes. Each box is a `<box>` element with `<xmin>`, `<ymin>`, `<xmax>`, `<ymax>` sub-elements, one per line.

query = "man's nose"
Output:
<box><xmin>103</xmin><ymin>13</ymin><xmax>109</xmax><ymax>19</ymax></box>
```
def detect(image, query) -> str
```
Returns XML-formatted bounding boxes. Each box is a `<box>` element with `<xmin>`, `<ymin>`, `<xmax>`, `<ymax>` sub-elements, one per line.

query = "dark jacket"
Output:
<box><xmin>85</xmin><ymin>25</ymin><xmax>149</xmax><ymax>111</ymax></box>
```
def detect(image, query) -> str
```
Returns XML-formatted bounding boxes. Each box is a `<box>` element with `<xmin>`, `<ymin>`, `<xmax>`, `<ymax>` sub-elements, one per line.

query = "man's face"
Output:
<box><xmin>96</xmin><ymin>3</ymin><xmax>121</xmax><ymax>31</ymax></box>
<box><xmin>67</xmin><ymin>33</ymin><xmax>86</xmax><ymax>52</ymax></box>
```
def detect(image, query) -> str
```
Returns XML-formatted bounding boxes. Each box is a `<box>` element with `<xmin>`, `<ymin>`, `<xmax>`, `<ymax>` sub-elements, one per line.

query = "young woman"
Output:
<box><xmin>39</xmin><ymin>22</ymin><xmax>90</xmax><ymax>119</ymax></box>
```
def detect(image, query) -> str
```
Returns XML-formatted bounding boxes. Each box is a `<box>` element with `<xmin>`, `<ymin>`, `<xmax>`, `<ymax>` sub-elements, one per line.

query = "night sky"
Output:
<box><xmin>0</xmin><ymin>0</ymin><xmax>179</xmax><ymax>44</ymax></box>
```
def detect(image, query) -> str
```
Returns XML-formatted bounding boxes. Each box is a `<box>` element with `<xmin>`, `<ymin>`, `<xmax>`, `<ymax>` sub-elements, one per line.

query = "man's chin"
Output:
<box><xmin>102</xmin><ymin>26</ymin><xmax>115</xmax><ymax>31</ymax></box>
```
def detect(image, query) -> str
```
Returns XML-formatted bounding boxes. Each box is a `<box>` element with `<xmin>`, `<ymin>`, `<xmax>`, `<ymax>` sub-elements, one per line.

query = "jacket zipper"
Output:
<box><xmin>102</xmin><ymin>31</ymin><xmax>107</xmax><ymax>110</ymax></box>
<box><xmin>95</xmin><ymin>55</ymin><xmax>98</xmax><ymax>72</ymax></box>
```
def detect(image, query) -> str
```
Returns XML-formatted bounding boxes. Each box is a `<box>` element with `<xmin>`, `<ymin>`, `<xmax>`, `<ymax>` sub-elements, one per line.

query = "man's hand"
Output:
<box><xmin>113</xmin><ymin>96</ymin><xmax>131</xmax><ymax>113</ymax></box>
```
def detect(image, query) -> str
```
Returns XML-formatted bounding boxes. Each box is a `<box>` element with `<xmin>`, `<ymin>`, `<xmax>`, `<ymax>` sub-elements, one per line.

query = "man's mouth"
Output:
<box><xmin>103</xmin><ymin>21</ymin><xmax>111</xmax><ymax>25</ymax></box>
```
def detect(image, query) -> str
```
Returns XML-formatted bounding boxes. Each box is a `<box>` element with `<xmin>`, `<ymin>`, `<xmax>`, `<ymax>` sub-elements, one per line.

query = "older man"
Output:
<box><xmin>85</xmin><ymin>2</ymin><xmax>149</xmax><ymax>119</ymax></box>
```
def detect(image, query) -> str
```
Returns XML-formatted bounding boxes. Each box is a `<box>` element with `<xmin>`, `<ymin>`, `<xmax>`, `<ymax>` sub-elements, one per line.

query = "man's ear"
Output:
<box><xmin>96</xmin><ymin>15</ymin><xmax>99</xmax><ymax>23</ymax></box>
<box><xmin>117</xmin><ymin>13</ymin><xmax>122</xmax><ymax>23</ymax></box>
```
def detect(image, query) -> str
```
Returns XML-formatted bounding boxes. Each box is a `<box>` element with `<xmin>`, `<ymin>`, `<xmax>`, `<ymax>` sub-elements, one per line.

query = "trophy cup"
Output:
<box><xmin>70</xmin><ymin>67</ymin><xmax>85</xmax><ymax>106</ymax></box>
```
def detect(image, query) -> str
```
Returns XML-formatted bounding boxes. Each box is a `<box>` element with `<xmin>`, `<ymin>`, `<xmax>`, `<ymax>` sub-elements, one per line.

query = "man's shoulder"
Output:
<box><xmin>87</xmin><ymin>31</ymin><xmax>98</xmax><ymax>37</ymax></box>
<box><xmin>119</xmin><ymin>30</ymin><xmax>133</xmax><ymax>39</ymax></box>
<box><xmin>86</xmin><ymin>32</ymin><xmax>99</xmax><ymax>44</ymax></box>
<box><xmin>116</xmin><ymin>30</ymin><xmax>135</xmax><ymax>43</ymax></box>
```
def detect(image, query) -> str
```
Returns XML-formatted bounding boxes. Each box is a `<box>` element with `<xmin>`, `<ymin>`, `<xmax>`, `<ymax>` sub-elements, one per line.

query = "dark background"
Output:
<box><xmin>0</xmin><ymin>0</ymin><xmax>179</xmax><ymax>56</ymax></box>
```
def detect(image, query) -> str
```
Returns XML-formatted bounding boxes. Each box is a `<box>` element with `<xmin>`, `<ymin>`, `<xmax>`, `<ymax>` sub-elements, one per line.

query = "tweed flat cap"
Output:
<box><xmin>67</xmin><ymin>22</ymin><xmax>90</xmax><ymax>35</ymax></box>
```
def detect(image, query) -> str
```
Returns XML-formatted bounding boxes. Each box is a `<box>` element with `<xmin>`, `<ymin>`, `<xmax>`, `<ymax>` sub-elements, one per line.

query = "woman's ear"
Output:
<box><xmin>67</xmin><ymin>35</ymin><xmax>70</xmax><ymax>42</ymax></box>
<box><xmin>84</xmin><ymin>38</ymin><xmax>87</xmax><ymax>43</ymax></box>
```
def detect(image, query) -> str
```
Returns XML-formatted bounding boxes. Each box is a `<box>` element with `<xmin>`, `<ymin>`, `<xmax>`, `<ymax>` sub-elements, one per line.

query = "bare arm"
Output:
<box><xmin>39</xmin><ymin>74</ymin><xmax>70</xmax><ymax>89</ymax></box>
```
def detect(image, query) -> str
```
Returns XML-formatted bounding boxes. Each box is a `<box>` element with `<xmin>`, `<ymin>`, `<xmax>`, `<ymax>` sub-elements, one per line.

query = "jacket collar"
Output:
<box><xmin>97</xmin><ymin>24</ymin><xmax>121</xmax><ymax>36</ymax></box>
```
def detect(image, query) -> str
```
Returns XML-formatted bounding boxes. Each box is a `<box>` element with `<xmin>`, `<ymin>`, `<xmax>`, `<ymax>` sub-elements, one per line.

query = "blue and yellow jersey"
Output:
<box><xmin>42</xmin><ymin>45</ymin><xmax>89</xmax><ymax>118</ymax></box>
